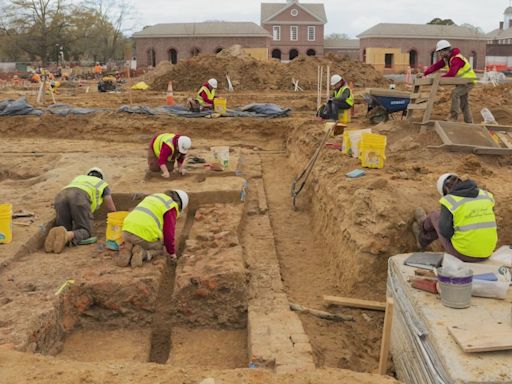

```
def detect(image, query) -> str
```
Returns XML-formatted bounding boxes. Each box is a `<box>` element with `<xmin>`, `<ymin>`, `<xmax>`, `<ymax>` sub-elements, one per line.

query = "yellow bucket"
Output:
<box><xmin>338</xmin><ymin>109</ymin><xmax>351</xmax><ymax>124</ymax></box>
<box><xmin>106</xmin><ymin>211</ymin><xmax>129</xmax><ymax>245</ymax></box>
<box><xmin>359</xmin><ymin>133</ymin><xmax>387</xmax><ymax>169</ymax></box>
<box><xmin>214</xmin><ymin>97</ymin><xmax>227</xmax><ymax>114</ymax></box>
<box><xmin>0</xmin><ymin>203</ymin><xmax>12</xmax><ymax>244</ymax></box>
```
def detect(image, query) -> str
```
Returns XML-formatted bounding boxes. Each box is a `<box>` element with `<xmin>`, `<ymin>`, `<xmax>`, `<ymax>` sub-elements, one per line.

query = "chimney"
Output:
<box><xmin>500</xmin><ymin>21</ymin><xmax>504</xmax><ymax>30</ymax></box>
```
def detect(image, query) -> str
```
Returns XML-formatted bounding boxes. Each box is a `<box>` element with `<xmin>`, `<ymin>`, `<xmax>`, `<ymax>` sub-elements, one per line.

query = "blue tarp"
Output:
<box><xmin>47</xmin><ymin>104</ymin><xmax>106</xmax><ymax>116</ymax></box>
<box><xmin>0</xmin><ymin>97</ymin><xmax>43</xmax><ymax>116</ymax></box>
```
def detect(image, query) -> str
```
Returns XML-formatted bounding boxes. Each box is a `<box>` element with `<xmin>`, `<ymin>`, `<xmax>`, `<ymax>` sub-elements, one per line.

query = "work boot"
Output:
<box><xmin>414</xmin><ymin>207</ymin><xmax>427</xmax><ymax>225</ymax></box>
<box><xmin>44</xmin><ymin>227</ymin><xmax>57</xmax><ymax>253</ymax></box>
<box><xmin>130</xmin><ymin>245</ymin><xmax>146</xmax><ymax>268</ymax></box>
<box><xmin>412</xmin><ymin>222</ymin><xmax>422</xmax><ymax>249</ymax></box>
<box><xmin>49</xmin><ymin>226</ymin><xmax>68</xmax><ymax>254</ymax></box>
<box><xmin>116</xmin><ymin>242</ymin><xmax>133</xmax><ymax>267</ymax></box>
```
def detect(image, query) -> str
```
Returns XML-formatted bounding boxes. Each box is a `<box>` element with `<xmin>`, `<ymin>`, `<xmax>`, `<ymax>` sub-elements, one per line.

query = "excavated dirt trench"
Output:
<box><xmin>7</xmin><ymin>89</ymin><xmax>496</xmax><ymax>381</ymax></box>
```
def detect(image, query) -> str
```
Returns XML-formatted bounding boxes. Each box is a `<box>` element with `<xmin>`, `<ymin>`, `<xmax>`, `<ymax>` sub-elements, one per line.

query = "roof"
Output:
<box><xmin>261</xmin><ymin>2</ymin><xmax>327</xmax><ymax>24</ymax></box>
<box><xmin>324</xmin><ymin>39</ymin><xmax>360</xmax><ymax>49</ymax></box>
<box><xmin>487</xmin><ymin>27</ymin><xmax>512</xmax><ymax>40</ymax></box>
<box><xmin>133</xmin><ymin>22</ymin><xmax>271</xmax><ymax>38</ymax></box>
<box><xmin>505</xmin><ymin>6</ymin><xmax>512</xmax><ymax>14</ymax></box>
<box><xmin>357</xmin><ymin>23</ymin><xmax>487</xmax><ymax>40</ymax></box>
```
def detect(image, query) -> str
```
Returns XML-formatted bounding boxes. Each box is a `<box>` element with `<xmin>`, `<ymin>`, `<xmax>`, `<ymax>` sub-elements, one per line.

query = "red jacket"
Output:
<box><xmin>163</xmin><ymin>208</ymin><xmax>177</xmax><ymax>255</ymax></box>
<box><xmin>198</xmin><ymin>83</ymin><xmax>214</xmax><ymax>106</ymax></box>
<box><xmin>150</xmin><ymin>134</ymin><xmax>185</xmax><ymax>167</ymax></box>
<box><xmin>424</xmin><ymin>48</ymin><xmax>465</xmax><ymax>78</ymax></box>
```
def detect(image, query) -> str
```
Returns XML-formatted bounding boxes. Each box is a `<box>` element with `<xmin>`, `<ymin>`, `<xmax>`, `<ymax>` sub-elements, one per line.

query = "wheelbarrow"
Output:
<box><xmin>363</xmin><ymin>88</ymin><xmax>411</xmax><ymax>124</ymax></box>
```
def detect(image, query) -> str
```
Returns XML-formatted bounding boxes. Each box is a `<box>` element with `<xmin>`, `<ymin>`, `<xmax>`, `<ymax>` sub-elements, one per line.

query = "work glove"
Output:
<box><xmin>161</xmin><ymin>170</ymin><xmax>170</xmax><ymax>179</ymax></box>
<box><xmin>178</xmin><ymin>167</ymin><xmax>186</xmax><ymax>176</ymax></box>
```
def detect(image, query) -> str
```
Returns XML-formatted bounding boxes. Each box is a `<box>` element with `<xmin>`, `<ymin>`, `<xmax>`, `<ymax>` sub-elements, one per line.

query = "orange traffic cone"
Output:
<box><xmin>166</xmin><ymin>81</ymin><xmax>175</xmax><ymax>105</ymax></box>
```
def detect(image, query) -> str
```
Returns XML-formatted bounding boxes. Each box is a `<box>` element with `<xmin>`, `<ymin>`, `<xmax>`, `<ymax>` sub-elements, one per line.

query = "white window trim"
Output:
<box><xmin>290</xmin><ymin>8</ymin><xmax>298</xmax><ymax>16</ymax></box>
<box><xmin>273</xmin><ymin>25</ymin><xmax>281</xmax><ymax>41</ymax></box>
<box><xmin>307</xmin><ymin>26</ymin><xmax>316</xmax><ymax>41</ymax></box>
<box><xmin>290</xmin><ymin>26</ymin><xmax>298</xmax><ymax>41</ymax></box>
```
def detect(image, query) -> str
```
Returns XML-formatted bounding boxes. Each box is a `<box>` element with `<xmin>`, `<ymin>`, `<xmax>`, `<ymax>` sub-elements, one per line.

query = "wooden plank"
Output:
<box><xmin>422</xmin><ymin>72</ymin><xmax>441</xmax><ymax>124</ymax></box>
<box><xmin>378</xmin><ymin>298</ymin><xmax>394</xmax><ymax>375</ymax></box>
<box><xmin>495</xmin><ymin>132</ymin><xmax>512</xmax><ymax>148</ymax></box>
<box><xmin>414</xmin><ymin>77</ymin><xmax>476</xmax><ymax>86</ymax></box>
<box><xmin>448</xmin><ymin>324</ymin><xmax>512</xmax><ymax>353</ymax></box>
<box><xmin>323</xmin><ymin>295</ymin><xmax>386</xmax><ymax>311</ymax></box>
<box><xmin>410</xmin><ymin>92</ymin><xmax>432</xmax><ymax>99</ymax></box>
<box><xmin>407</xmin><ymin>104</ymin><xmax>427</xmax><ymax>110</ymax></box>
<box><xmin>366</xmin><ymin>88</ymin><xmax>411</xmax><ymax>98</ymax></box>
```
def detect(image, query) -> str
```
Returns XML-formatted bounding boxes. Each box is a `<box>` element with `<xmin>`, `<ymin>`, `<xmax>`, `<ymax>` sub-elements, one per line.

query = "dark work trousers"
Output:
<box><xmin>328</xmin><ymin>99</ymin><xmax>351</xmax><ymax>121</ymax></box>
<box><xmin>147</xmin><ymin>146</ymin><xmax>174</xmax><ymax>173</ymax></box>
<box><xmin>54</xmin><ymin>188</ymin><xmax>93</xmax><ymax>244</ymax></box>
<box><xmin>419</xmin><ymin>211</ymin><xmax>487</xmax><ymax>263</ymax></box>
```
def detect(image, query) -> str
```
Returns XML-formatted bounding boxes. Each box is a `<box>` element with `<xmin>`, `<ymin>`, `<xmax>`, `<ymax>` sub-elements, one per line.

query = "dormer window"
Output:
<box><xmin>290</xmin><ymin>8</ymin><xmax>298</xmax><ymax>16</ymax></box>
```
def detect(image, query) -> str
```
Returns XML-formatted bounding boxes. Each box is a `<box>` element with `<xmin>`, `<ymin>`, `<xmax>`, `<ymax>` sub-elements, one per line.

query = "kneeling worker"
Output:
<box><xmin>117</xmin><ymin>190</ymin><xmax>189</xmax><ymax>268</ymax></box>
<box><xmin>45</xmin><ymin>167</ymin><xmax>117</xmax><ymax>253</ymax></box>
<box><xmin>187</xmin><ymin>78</ymin><xmax>217</xmax><ymax>111</ymax></box>
<box><xmin>329</xmin><ymin>74</ymin><xmax>353</xmax><ymax>121</ymax></box>
<box><xmin>412</xmin><ymin>173</ymin><xmax>497</xmax><ymax>262</ymax></box>
<box><xmin>148</xmin><ymin>133</ymin><xmax>191</xmax><ymax>178</ymax></box>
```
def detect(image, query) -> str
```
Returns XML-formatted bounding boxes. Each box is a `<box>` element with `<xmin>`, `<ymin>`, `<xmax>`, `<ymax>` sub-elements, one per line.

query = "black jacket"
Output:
<box><xmin>439</xmin><ymin>180</ymin><xmax>480</xmax><ymax>239</ymax></box>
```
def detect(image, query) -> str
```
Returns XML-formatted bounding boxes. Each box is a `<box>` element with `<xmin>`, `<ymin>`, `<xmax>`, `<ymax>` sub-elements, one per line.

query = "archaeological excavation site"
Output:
<box><xmin>1</xmin><ymin>54</ymin><xmax>512</xmax><ymax>384</ymax></box>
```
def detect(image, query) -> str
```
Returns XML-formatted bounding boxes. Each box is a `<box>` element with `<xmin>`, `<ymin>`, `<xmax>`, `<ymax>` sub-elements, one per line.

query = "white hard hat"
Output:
<box><xmin>208</xmin><ymin>78</ymin><xmax>218</xmax><ymax>88</ymax></box>
<box><xmin>177</xmin><ymin>136</ymin><xmax>192</xmax><ymax>154</ymax></box>
<box><xmin>330</xmin><ymin>74</ymin><xmax>343</xmax><ymax>86</ymax></box>
<box><xmin>87</xmin><ymin>167</ymin><xmax>105</xmax><ymax>180</ymax></box>
<box><xmin>437</xmin><ymin>173</ymin><xmax>458</xmax><ymax>196</ymax></box>
<box><xmin>435</xmin><ymin>40</ymin><xmax>451</xmax><ymax>52</ymax></box>
<box><xmin>175</xmin><ymin>190</ymin><xmax>189</xmax><ymax>211</ymax></box>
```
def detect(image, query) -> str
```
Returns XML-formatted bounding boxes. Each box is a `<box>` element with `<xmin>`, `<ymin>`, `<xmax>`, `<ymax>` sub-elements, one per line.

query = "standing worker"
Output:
<box><xmin>328</xmin><ymin>74</ymin><xmax>354</xmax><ymax>121</ymax></box>
<box><xmin>147</xmin><ymin>133</ymin><xmax>191</xmax><ymax>178</ymax></box>
<box><xmin>44</xmin><ymin>167</ymin><xmax>117</xmax><ymax>253</ymax></box>
<box><xmin>422</xmin><ymin>40</ymin><xmax>477</xmax><ymax>123</ymax></box>
<box><xmin>94</xmin><ymin>62</ymin><xmax>103</xmax><ymax>80</ymax></box>
<box><xmin>116</xmin><ymin>190</ymin><xmax>189</xmax><ymax>267</ymax></box>
<box><xmin>187</xmin><ymin>78</ymin><xmax>217</xmax><ymax>111</ymax></box>
<box><xmin>412</xmin><ymin>173</ymin><xmax>497</xmax><ymax>262</ymax></box>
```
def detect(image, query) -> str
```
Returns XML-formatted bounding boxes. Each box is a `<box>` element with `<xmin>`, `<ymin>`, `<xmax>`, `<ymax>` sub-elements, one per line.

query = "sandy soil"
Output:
<box><xmin>1</xmin><ymin>77</ymin><xmax>511</xmax><ymax>383</ymax></box>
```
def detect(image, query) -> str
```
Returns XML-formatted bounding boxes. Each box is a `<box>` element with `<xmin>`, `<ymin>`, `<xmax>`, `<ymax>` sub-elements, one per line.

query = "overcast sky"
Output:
<box><xmin>128</xmin><ymin>0</ymin><xmax>510</xmax><ymax>37</ymax></box>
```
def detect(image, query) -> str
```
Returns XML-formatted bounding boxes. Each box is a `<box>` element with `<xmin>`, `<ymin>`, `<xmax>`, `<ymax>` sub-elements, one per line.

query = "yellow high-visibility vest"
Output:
<box><xmin>122</xmin><ymin>193</ymin><xmax>180</xmax><ymax>243</ymax></box>
<box><xmin>439</xmin><ymin>189</ymin><xmax>497</xmax><ymax>258</ymax></box>
<box><xmin>333</xmin><ymin>85</ymin><xmax>354</xmax><ymax>107</ymax></box>
<box><xmin>444</xmin><ymin>53</ymin><xmax>477</xmax><ymax>84</ymax></box>
<box><xmin>64</xmin><ymin>175</ymin><xmax>108</xmax><ymax>212</ymax></box>
<box><xmin>195</xmin><ymin>85</ymin><xmax>215</xmax><ymax>106</ymax></box>
<box><xmin>153</xmin><ymin>133</ymin><xmax>176</xmax><ymax>162</ymax></box>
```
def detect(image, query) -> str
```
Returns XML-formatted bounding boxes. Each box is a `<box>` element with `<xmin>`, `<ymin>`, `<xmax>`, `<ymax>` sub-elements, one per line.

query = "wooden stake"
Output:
<box><xmin>326</xmin><ymin>66</ymin><xmax>330</xmax><ymax>101</ymax></box>
<box><xmin>290</xmin><ymin>302</ymin><xmax>353</xmax><ymax>322</ymax></box>
<box><xmin>323</xmin><ymin>295</ymin><xmax>386</xmax><ymax>311</ymax></box>
<box><xmin>126</xmin><ymin>63</ymin><xmax>133</xmax><ymax>105</ymax></box>
<box><xmin>378</xmin><ymin>298</ymin><xmax>394</xmax><ymax>375</ymax></box>
<box><xmin>317</xmin><ymin>65</ymin><xmax>321</xmax><ymax>109</ymax></box>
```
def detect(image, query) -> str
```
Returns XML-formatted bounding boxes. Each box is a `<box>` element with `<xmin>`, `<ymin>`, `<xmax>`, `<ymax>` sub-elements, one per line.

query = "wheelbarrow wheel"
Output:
<box><xmin>367</xmin><ymin>106</ymin><xmax>389</xmax><ymax>124</ymax></box>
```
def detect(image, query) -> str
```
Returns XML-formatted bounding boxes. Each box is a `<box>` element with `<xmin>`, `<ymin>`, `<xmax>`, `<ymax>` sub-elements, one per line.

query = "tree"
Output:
<box><xmin>325</xmin><ymin>32</ymin><xmax>350</xmax><ymax>40</ymax></box>
<box><xmin>427</xmin><ymin>18</ymin><xmax>456</xmax><ymax>25</ymax></box>
<box><xmin>460</xmin><ymin>23</ymin><xmax>485</xmax><ymax>35</ymax></box>
<box><xmin>0</xmin><ymin>0</ymin><xmax>71</xmax><ymax>65</ymax></box>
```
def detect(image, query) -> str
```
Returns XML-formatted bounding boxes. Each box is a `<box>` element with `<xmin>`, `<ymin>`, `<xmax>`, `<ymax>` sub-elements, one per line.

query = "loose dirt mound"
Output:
<box><xmin>150</xmin><ymin>54</ymin><xmax>389</xmax><ymax>92</ymax></box>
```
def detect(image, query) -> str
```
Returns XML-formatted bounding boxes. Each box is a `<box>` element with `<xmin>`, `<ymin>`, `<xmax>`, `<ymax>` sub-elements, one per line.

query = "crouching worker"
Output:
<box><xmin>187</xmin><ymin>78</ymin><xmax>217</xmax><ymax>112</ymax></box>
<box><xmin>317</xmin><ymin>74</ymin><xmax>353</xmax><ymax>121</ymax></box>
<box><xmin>412</xmin><ymin>173</ymin><xmax>497</xmax><ymax>262</ymax></box>
<box><xmin>45</xmin><ymin>167</ymin><xmax>117</xmax><ymax>253</ymax></box>
<box><xmin>116</xmin><ymin>190</ymin><xmax>189</xmax><ymax>268</ymax></box>
<box><xmin>148</xmin><ymin>133</ymin><xmax>191</xmax><ymax>178</ymax></box>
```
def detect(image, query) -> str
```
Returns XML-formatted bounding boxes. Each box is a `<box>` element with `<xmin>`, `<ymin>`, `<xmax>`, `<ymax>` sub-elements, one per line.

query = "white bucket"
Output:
<box><xmin>210</xmin><ymin>146</ymin><xmax>229</xmax><ymax>169</ymax></box>
<box><xmin>348</xmin><ymin>128</ymin><xmax>372</xmax><ymax>158</ymax></box>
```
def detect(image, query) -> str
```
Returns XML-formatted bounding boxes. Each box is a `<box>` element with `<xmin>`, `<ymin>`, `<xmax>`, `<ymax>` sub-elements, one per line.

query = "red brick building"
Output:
<box><xmin>324</xmin><ymin>39</ymin><xmax>360</xmax><ymax>60</ymax></box>
<box><xmin>486</xmin><ymin>6</ymin><xmax>512</xmax><ymax>70</ymax></box>
<box><xmin>358</xmin><ymin>23</ymin><xmax>487</xmax><ymax>72</ymax></box>
<box><xmin>133</xmin><ymin>22</ymin><xmax>271</xmax><ymax>67</ymax></box>
<box><xmin>260</xmin><ymin>0</ymin><xmax>327</xmax><ymax>61</ymax></box>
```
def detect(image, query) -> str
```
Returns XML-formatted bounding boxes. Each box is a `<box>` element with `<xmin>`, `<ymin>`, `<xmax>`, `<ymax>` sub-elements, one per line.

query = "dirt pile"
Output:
<box><xmin>150</xmin><ymin>54</ymin><xmax>389</xmax><ymax>92</ymax></box>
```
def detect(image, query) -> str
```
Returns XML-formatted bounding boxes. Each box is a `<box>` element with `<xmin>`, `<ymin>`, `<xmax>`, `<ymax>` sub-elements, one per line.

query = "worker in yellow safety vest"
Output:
<box><xmin>147</xmin><ymin>133</ymin><xmax>192</xmax><ymax>178</ymax></box>
<box><xmin>422</xmin><ymin>40</ymin><xmax>477</xmax><ymax>123</ymax></box>
<box><xmin>44</xmin><ymin>167</ymin><xmax>117</xmax><ymax>254</ymax></box>
<box><xmin>116</xmin><ymin>190</ymin><xmax>189</xmax><ymax>268</ymax></box>
<box><xmin>412</xmin><ymin>173</ymin><xmax>497</xmax><ymax>262</ymax></box>
<box><xmin>196</xmin><ymin>78</ymin><xmax>217</xmax><ymax>108</ymax></box>
<box><xmin>322</xmin><ymin>74</ymin><xmax>353</xmax><ymax>121</ymax></box>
